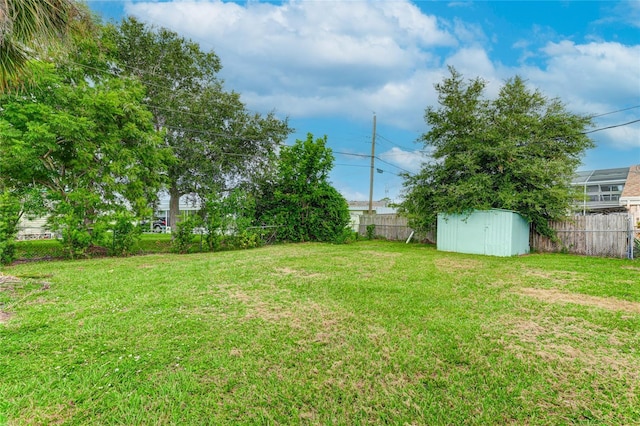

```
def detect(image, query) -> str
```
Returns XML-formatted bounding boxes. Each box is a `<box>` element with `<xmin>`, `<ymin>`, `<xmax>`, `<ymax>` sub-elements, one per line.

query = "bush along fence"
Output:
<box><xmin>358</xmin><ymin>214</ymin><xmax>435</xmax><ymax>243</ymax></box>
<box><xmin>530</xmin><ymin>213</ymin><xmax>637</xmax><ymax>259</ymax></box>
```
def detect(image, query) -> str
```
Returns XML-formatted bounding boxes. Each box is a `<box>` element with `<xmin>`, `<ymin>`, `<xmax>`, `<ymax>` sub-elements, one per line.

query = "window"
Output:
<box><xmin>600</xmin><ymin>184</ymin><xmax>623</xmax><ymax>192</ymax></box>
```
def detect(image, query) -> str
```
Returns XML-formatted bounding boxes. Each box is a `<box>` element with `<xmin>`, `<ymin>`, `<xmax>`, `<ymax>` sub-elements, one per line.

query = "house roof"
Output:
<box><xmin>621</xmin><ymin>165</ymin><xmax>640</xmax><ymax>199</ymax></box>
<box><xmin>348</xmin><ymin>200</ymin><xmax>390</xmax><ymax>208</ymax></box>
<box><xmin>572</xmin><ymin>167</ymin><xmax>630</xmax><ymax>185</ymax></box>
<box><xmin>571</xmin><ymin>164</ymin><xmax>640</xmax><ymax>211</ymax></box>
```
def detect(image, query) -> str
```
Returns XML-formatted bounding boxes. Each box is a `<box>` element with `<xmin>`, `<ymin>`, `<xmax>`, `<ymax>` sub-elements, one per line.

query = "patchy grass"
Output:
<box><xmin>0</xmin><ymin>241</ymin><xmax>638</xmax><ymax>424</ymax></box>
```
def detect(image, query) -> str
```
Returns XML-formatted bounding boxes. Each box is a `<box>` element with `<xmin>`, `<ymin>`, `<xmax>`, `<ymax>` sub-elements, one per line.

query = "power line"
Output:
<box><xmin>333</xmin><ymin>163</ymin><xmax>400</xmax><ymax>176</ymax></box>
<box><xmin>333</xmin><ymin>151</ymin><xmax>371</xmax><ymax>159</ymax></box>
<box><xmin>590</xmin><ymin>105</ymin><xmax>640</xmax><ymax>118</ymax></box>
<box><xmin>583</xmin><ymin>118</ymin><xmax>640</xmax><ymax>134</ymax></box>
<box><xmin>376</xmin><ymin>133</ymin><xmax>418</xmax><ymax>152</ymax></box>
<box><xmin>374</xmin><ymin>156</ymin><xmax>414</xmax><ymax>175</ymax></box>
<box><xmin>334</xmin><ymin>163</ymin><xmax>370</xmax><ymax>169</ymax></box>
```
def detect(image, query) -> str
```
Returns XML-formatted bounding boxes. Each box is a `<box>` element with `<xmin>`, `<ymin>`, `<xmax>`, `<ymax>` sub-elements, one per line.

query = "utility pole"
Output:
<box><xmin>368</xmin><ymin>113</ymin><xmax>377</xmax><ymax>215</ymax></box>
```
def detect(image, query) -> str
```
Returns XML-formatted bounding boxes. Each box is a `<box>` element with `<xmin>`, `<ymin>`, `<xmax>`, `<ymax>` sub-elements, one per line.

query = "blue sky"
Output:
<box><xmin>87</xmin><ymin>0</ymin><xmax>640</xmax><ymax>202</ymax></box>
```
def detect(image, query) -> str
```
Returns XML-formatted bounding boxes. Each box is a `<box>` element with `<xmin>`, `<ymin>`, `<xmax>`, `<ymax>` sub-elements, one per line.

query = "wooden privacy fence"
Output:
<box><xmin>531</xmin><ymin>214</ymin><xmax>636</xmax><ymax>259</ymax></box>
<box><xmin>358</xmin><ymin>214</ymin><xmax>435</xmax><ymax>242</ymax></box>
<box><xmin>359</xmin><ymin>212</ymin><xmax>637</xmax><ymax>258</ymax></box>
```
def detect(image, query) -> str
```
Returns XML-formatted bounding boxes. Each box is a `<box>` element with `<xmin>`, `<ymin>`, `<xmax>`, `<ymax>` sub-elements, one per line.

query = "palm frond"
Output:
<box><xmin>0</xmin><ymin>0</ymin><xmax>86</xmax><ymax>91</ymax></box>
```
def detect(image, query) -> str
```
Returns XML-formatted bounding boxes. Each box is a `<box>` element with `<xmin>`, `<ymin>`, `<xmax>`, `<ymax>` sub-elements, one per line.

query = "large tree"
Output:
<box><xmin>0</xmin><ymin>58</ymin><xmax>165</xmax><ymax>256</ymax></box>
<box><xmin>400</xmin><ymin>67</ymin><xmax>594</xmax><ymax>237</ymax></box>
<box><xmin>0</xmin><ymin>0</ymin><xmax>87</xmax><ymax>90</ymax></box>
<box><xmin>255</xmin><ymin>134</ymin><xmax>351</xmax><ymax>243</ymax></box>
<box><xmin>105</xmin><ymin>17</ymin><xmax>291</xmax><ymax>227</ymax></box>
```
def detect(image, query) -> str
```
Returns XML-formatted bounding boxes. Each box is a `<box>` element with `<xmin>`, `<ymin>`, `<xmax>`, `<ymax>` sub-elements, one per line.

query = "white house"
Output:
<box><xmin>572</xmin><ymin>164</ymin><xmax>640</xmax><ymax>226</ymax></box>
<box><xmin>347</xmin><ymin>200</ymin><xmax>397</xmax><ymax>232</ymax></box>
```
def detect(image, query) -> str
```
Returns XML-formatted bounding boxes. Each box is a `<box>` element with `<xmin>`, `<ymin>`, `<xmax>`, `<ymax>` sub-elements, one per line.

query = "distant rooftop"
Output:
<box><xmin>571</xmin><ymin>165</ymin><xmax>640</xmax><ymax>212</ymax></box>
<box><xmin>621</xmin><ymin>165</ymin><xmax>640</xmax><ymax>199</ymax></box>
<box><xmin>572</xmin><ymin>167</ymin><xmax>630</xmax><ymax>185</ymax></box>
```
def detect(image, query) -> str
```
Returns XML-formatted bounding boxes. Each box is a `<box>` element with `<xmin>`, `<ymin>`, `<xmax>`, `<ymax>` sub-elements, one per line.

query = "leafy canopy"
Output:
<box><xmin>255</xmin><ymin>134</ymin><xmax>351</xmax><ymax>243</ymax></box>
<box><xmin>0</xmin><ymin>56</ymin><xmax>165</xmax><ymax>256</ymax></box>
<box><xmin>104</xmin><ymin>18</ymin><xmax>291</xmax><ymax>226</ymax></box>
<box><xmin>400</xmin><ymin>67</ymin><xmax>594</xmax><ymax>237</ymax></box>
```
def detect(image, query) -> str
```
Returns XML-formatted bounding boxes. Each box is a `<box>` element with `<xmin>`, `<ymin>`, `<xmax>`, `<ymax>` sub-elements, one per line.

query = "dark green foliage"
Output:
<box><xmin>199</xmin><ymin>189</ymin><xmax>259</xmax><ymax>251</ymax></box>
<box><xmin>0</xmin><ymin>60</ymin><xmax>164</xmax><ymax>255</ymax></box>
<box><xmin>0</xmin><ymin>35</ymin><xmax>166</xmax><ymax>258</ymax></box>
<box><xmin>400</xmin><ymin>67</ymin><xmax>594</xmax><ymax>238</ymax></box>
<box><xmin>333</xmin><ymin>228</ymin><xmax>359</xmax><ymax>245</ymax></box>
<box><xmin>0</xmin><ymin>190</ymin><xmax>21</xmax><ymax>264</ymax></box>
<box><xmin>256</xmin><ymin>134</ymin><xmax>351</xmax><ymax>243</ymax></box>
<box><xmin>366</xmin><ymin>224</ymin><xmax>376</xmax><ymax>240</ymax></box>
<box><xmin>172</xmin><ymin>215</ymin><xmax>197</xmax><ymax>254</ymax></box>
<box><xmin>108</xmin><ymin>212</ymin><xmax>142</xmax><ymax>257</ymax></box>
<box><xmin>54</xmin><ymin>198</ymin><xmax>97</xmax><ymax>259</ymax></box>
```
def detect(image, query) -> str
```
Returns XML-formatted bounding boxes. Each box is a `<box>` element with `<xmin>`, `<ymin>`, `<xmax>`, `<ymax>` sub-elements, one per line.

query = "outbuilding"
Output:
<box><xmin>437</xmin><ymin>209</ymin><xmax>530</xmax><ymax>257</ymax></box>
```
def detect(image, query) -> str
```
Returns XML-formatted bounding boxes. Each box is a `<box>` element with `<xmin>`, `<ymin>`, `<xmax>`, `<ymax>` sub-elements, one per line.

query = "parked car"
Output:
<box><xmin>141</xmin><ymin>217</ymin><xmax>167</xmax><ymax>233</ymax></box>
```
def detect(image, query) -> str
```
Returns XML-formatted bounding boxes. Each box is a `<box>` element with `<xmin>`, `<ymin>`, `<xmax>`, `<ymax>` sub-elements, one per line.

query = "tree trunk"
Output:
<box><xmin>169</xmin><ymin>185</ymin><xmax>181</xmax><ymax>234</ymax></box>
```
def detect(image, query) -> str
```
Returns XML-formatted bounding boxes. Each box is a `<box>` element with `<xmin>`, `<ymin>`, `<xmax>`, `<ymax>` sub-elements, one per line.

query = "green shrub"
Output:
<box><xmin>57</xmin><ymin>213</ymin><xmax>95</xmax><ymax>259</ymax></box>
<box><xmin>14</xmin><ymin>239</ymin><xmax>66</xmax><ymax>260</ymax></box>
<box><xmin>172</xmin><ymin>214</ymin><xmax>198</xmax><ymax>254</ymax></box>
<box><xmin>333</xmin><ymin>228</ymin><xmax>357</xmax><ymax>244</ymax></box>
<box><xmin>0</xmin><ymin>191</ymin><xmax>20</xmax><ymax>265</ymax></box>
<box><xmin>108</xmin><ymin>212</ymin><xmax>142</xmax><ymax>256</ymax></box>
<box><xmin>366</xmin><ymin>224</ymin><xmax>376</xmax><ymax>240</ymax></box>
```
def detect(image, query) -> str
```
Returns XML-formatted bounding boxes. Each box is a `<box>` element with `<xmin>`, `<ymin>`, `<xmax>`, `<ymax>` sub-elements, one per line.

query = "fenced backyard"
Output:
<box><xmin>358</xmin><ymin>213</ymin><xmax>638</xmax><ymax>259</ymax></box>
<box><xmin>530</xmin><ymin>214</ymin><xmax>637</xmax><ymax>259</ymax></box>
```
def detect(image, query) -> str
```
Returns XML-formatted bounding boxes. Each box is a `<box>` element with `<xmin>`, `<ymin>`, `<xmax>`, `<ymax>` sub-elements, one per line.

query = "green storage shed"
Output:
<box><xmin>437</xmin><ymin>209</ymin><xmax>530</xmax><ymax>257</ymax></box>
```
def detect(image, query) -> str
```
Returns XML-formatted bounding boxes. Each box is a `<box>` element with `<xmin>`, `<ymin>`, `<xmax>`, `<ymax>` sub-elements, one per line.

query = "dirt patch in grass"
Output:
<box><xmin>234</xmin><ymin>289</ymin><xmax>343</xmax><ymax>329</ymax></box>
<box><xmin>523</xmin><ymin>269</ymin><xmax>582</xmax><ymax>285</ymax></box>
<box><xmin>0</xmin><ymin>311</ymin><xmax>13</xmax><ymax>324</ymax></box>
<box><xmin>434</xmin><ymin>257</ymin><xmax>483</xmax><ymax>272</ymax></box>
<box><xmin>227</xmin><ymin>288</ymin><xmax>353</xmax><ymax>350</ymax></box>
<box><xmin>273</xmin><ymin>267</ymin><xmax>324</xmax><ymax>279</ymax></box>
<box><xmin>504</xmin><ymin>313</ymin><xmax>640</xmax><ymax>410</ymax></box>
<box><xmin>137</xmin><ymin>264</ymin><xmax>156</xmax><ymax>269</ymax></box>
<box><xmin>516</xmin><ymin>287</ymin><xmax>640</xmax><ymax>313</ymax></box>
<box><xmin>0</xmin><ymin>273</ymin><xmax>21</xmax><ymax>286</ymax></box>
<box><xmin>507</xmin><ymin>317</ymin><xmax>640</xmax><ymax>378</ymax></box>
<box><xmin>361</xmin><ymin>250</ymin><xmax>401</xmax><ymax>258</ymax></box>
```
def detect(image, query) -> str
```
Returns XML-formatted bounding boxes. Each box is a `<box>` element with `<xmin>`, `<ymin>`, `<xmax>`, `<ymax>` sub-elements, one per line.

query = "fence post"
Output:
<box><xmin>628</xmin><ymin>215</ymin><xmax>634</xmax><ymax>260</ymax></box>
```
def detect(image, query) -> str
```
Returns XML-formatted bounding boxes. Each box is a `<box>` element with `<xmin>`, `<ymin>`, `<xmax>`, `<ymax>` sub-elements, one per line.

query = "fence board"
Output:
<box><xmin>358</xmin><ymin>214</ymin><xmax>435</xmax><ymax>242</ymax></box>
<box><xmin>530</xmin><ymin>214</ymin><xmax>633</xmax><ymax>259</ymax></box>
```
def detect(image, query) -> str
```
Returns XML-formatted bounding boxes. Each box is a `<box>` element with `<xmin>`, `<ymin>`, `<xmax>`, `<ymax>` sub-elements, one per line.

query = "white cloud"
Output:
<box><xmin>444</xmin><ymin>47</ymin><xmax>497</xmax><ymax>80</ymax></box>
<box><xmin>379</xmin><ymin>147</ymin><xmax>427</xmax><ymax>173</ymax></box>
<box><xmin>520</xmin><ymin>41</ymin><xmax>640</xmax><ymax>150</ymax></box>
<box><xmin>338</xmin><ymin>188</ymin><xmax>369</xmax><ymax>201</ymax></box>
<box><xmin>126</xmin><ymin>0</ymin><xmax>454</xmax><ymax>92</ymax></box>
<box><xmin>124</xmin><ymin>0</ymin><xmax>454</xmax><ymax>120</ymax></box>
<box><xmin>122</xmin><ymin>1</ymin><xmax>639</xmax><ymax>154</ymax></box>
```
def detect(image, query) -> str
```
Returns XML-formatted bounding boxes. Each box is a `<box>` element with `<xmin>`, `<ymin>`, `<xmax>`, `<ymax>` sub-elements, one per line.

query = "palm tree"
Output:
<box><xmin>0</xmin><ymin>0</ymin><xmax>85</xmax><ymax>90</ymax></box>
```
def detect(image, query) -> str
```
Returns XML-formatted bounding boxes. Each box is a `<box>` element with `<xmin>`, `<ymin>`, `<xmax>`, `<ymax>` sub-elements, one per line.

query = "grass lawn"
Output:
<box><xmin>1</xmin><ymin>241</ymin><xmax>639</xmax><ymax>424</ymax></box>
